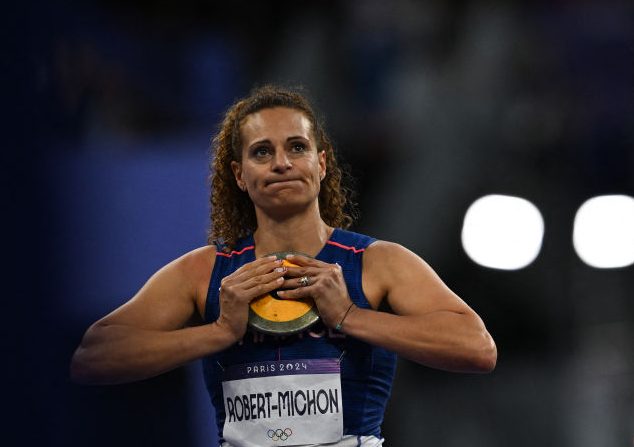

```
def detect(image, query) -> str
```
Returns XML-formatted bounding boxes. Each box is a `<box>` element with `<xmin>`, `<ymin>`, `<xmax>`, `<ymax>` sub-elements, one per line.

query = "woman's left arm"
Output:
<box><xmin>279</xmin><ymin>242</ymin><xmax>496</xmax><ymax>373</ymax></box>
<box><xmin>346</xmin><ymin>241</ymin><xmax>497</xmax><ymax>373</ymax></box>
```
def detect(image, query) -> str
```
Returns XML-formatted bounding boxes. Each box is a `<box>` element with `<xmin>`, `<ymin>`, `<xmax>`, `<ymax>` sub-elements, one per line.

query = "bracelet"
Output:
<box><xmin>335</xmin><ymin>303</ymin><xmax>356</xmax><ymax>331</ymax></box>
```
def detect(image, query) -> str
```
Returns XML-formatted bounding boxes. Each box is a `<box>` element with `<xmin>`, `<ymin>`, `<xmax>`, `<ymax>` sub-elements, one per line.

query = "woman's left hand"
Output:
<box><xmin>276</xmin><ymin>254</ymin><xmax>353</xmax><ymax>328</ymax></box>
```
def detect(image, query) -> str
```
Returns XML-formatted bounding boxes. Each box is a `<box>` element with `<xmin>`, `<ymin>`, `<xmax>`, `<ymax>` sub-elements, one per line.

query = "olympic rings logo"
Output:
<box><xmin>267</xmin><ymin>427</ymin><xmax>293</xmax><ymax>441</ymax></box>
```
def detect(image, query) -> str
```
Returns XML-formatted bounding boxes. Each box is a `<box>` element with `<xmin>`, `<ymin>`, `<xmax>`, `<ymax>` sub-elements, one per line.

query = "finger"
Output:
<box><xmin>241</xmin><ymin>266</ymin><xmax>288</xmax><ymax>291</ymax></box>
<box><xmin>246</xmin><ymin>275</ymin><xmax>286</xmax><ymax>300</ymax></box>
<box><xmin>284</xmin><ymin>254</ymin><xmax>327</xmax><ymax>268</ymax></box>
<box><xmin>223</xmin><ymin>272</ymin><xmax>286</xmax><ymax>299</ymax></box>
<box><xmin>284</xmin><ymin>262</ymin><xmax>342</xmax><ymax>280</ymax></box>
<box><xmin>278</xmin><ymin>273</ymin><xmax>318</xmax><ymax>291</ymax></box>
<box><xmin>276</xmin><ymin>285</ymin><xmax>313</xmax><ymax>300</ymax></box>
<box><xmin>250</xmin><ymin>257</ymin><xmax>285</xmax><ymax>276</ymax></box>
<box><xmin>232</xmin><ymin>256</ymin><xmax>282</xmax><ymax>279</ymax></box>
<box><xmin>242</xmin><ymin>255</ymin><xmax>280</xmax><ymax>269</ymax></box>
<box><xmin>221</xmin><ymin>260</ymin><xmax>284</xmax><ymax>291</ymax></box>
<box><xmin>282</xmin><ymin>266</ymin><xmax>323</xmax><ymax>278</ymax></box>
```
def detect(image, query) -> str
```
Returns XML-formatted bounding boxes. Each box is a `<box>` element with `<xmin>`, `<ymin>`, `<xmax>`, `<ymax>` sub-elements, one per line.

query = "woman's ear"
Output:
<box><xmin>318</xmin><ymin>150</ymin><xmax>327</xmax><ymax>181</ymax></box>
<box><xmin>231</xmin><ymin>161</ymin><xmax>245</xmax><ymax>191</ymax></box>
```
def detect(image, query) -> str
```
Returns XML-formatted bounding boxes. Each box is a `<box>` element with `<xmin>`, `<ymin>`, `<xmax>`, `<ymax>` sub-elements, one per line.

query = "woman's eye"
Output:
<box><xmin>253</xmin><ymin>147</ymin><xmax>270</xmax><ymax>157</ymax></box>
<box><xmin>291</xmin><ymin>143</ymin><xmax>306</xmax><ymax>152</ymax></box>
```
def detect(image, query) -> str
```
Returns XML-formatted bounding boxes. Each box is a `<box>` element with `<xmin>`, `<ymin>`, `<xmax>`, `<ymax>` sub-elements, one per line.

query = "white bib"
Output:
<box><xmin>221</xmin><ymin>358</ymin><xmax>343</xmax><ymax>447</ymax></box>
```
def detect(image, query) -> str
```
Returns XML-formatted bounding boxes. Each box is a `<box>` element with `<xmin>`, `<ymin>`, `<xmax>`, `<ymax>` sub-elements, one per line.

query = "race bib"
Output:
<box><xmin>222</xmin><ymin>358</ymin><xmax>343</xmax><ymax>447</ymax></box>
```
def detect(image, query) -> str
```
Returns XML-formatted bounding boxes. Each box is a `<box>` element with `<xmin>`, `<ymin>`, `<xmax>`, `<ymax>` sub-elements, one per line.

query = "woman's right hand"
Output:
<box><xmin>216</xmin><ymin>256</ymin><xmax>287</xmax><ymax>342</ymax></box>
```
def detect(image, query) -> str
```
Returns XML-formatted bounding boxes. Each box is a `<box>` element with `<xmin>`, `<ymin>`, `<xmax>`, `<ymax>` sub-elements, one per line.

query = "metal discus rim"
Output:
<box><xmin>248</xmin><ymin>306</ymin><xmax>320</xmax><ymax>335</ymax></box>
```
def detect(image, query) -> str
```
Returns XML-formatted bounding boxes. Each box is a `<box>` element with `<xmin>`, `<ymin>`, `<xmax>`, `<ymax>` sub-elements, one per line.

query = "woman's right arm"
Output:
<box><xmin>70</xmin><ymin>247</ymin><xmax>288</xmax><ymax>385</ymax></box>
<box><xmin>70</xmin><ymin>245</ymin><xmax>231</xmax><ymax>385</ymax></box>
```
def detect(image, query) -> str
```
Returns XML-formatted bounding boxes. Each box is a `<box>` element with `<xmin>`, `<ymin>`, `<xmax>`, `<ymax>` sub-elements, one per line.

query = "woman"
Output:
<box><xmin>71</xmin><ymin>85</ymin><xmax>497</xmax><ymax>447</ymax></box>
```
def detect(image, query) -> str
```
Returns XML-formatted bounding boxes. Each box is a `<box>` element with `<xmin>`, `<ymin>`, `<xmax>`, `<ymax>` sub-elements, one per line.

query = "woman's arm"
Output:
<box><xmin>347</xmin><ymin>241</ymin><xmax>497</xmax><ymax>373</ymax></box>
<box><xmin>279</xmin><ymin>242</ymin><xmax>496</xmax><ymax>373</ymax></box>
<box><xmin>70</xmin><ymin>245</ymin><xmax>232</xmax><ymax>385</ymax></box>
<box><xmin>71</xmin><ymin>247</ymin><xmax>290</xmax><ymax>385</ymax></box>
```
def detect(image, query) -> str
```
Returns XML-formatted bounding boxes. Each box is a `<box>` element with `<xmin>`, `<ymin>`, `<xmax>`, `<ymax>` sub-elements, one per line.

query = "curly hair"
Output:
<box><xmin>208</xmin><ymin>84</ymin><xmax>358</xmax><ymax>250</ymax></box>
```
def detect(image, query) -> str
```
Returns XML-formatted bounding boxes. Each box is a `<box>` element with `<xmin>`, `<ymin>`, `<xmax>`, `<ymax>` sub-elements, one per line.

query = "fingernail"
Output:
<box><xmin>267</xmin><ymin>255</ymin><xmax>278</xmax><ymax>260</ymax></box>
<box><xmin>277</xmin><ymin>278</ymin><xmax>284</xmax><ymax>283</ymax></box>
<box><xmin>274</xmin><ymin>267</ymin><xmax>286</xmax><ymax>273</ymax></box>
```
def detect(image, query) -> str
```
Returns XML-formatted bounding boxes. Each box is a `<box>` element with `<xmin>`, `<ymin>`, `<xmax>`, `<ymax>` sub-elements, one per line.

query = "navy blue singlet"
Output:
<box><xmin>202</xmin><ymin>228</ymin><xmax>397</xmax><ymax>441</ymax></box>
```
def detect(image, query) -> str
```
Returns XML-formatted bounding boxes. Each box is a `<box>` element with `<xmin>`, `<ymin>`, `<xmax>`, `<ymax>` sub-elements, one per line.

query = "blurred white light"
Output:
<box><xmin>461</xmin><ymin>194</ymin><xmax>544</xmax><ymax>270</ymax></box>
<box><xmin>573</xmin><ymin>195</ymin><xmax>634</xmax><ymax>268</ymax></box>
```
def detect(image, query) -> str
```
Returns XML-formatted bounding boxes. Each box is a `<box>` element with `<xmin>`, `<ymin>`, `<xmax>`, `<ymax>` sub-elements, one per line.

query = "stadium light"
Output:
<box><xmin>461</xmin><ymin>194</ymin><xmax>544</xmax><ymax>270</ymax></box>
<box><xmin>573</xmin><ymin>195</ymin><xmax>634</xmax><ymax>268</ymax></box>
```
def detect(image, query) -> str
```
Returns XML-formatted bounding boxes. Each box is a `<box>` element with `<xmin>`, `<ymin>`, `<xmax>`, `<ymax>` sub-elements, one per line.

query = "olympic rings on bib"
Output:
<box><xmin>267</xmin><ymin>427</ymin><xmax>293</xmax><ymax>441</ymax></box>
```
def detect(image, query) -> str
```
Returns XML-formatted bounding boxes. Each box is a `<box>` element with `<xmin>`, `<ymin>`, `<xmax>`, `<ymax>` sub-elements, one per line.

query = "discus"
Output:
<box><xmin>248</xmin><ymin>251</ymin><xmax>320</xmax><ymax>335</ymax></box>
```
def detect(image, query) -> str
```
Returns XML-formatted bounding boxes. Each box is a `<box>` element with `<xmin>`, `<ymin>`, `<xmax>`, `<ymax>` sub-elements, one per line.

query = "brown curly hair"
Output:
<box><xmin>208</xmin><ymin>84</ymin><xmax>357</xmax><ymax>250</ymax></box>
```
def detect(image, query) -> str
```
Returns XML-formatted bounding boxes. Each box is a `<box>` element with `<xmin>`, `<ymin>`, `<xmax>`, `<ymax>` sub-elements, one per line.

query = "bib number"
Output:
<box><xmin>222</xmin><ymin>358</ymin><xmax>343</xmax><ymax>447</ymax></box>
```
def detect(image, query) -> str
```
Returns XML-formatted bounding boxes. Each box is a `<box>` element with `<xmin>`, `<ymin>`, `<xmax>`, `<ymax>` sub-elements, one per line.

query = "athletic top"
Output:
<box><xmin>202</xmin><ymin>228</ymin><xmax>397</xmax><ymax>442</ymax></box>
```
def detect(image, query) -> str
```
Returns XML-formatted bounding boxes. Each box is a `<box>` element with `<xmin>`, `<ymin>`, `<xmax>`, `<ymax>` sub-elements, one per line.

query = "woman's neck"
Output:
<box><xmin>253</xmin><ymin>207</ymin><xmax>332</xmax><ymax>258</ymax></box>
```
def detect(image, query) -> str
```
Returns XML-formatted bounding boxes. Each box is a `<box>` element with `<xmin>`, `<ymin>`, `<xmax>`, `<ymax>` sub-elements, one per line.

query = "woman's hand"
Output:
<box><xmin>277</xmin><ymin>255</ymin><xmax>353</xmax><ymax>328</ymax></box>
<box><xmin>217</xmin><ymin>256</ymin><xmax>288</xmax><ymax>341</ymax></box>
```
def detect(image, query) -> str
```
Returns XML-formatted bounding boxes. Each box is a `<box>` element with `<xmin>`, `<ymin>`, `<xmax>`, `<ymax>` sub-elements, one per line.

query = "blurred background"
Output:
<box><xmin>6</xmin><ymin>0</ymin><xmax>633</xmax><ymax>445</ymax></box>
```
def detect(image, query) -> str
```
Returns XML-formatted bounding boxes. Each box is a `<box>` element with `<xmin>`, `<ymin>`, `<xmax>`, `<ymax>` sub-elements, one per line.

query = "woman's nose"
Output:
<box><xmin>271</xmin><ymin>149</ymin><xmax>292</xmax><ymax>171</ymax></box>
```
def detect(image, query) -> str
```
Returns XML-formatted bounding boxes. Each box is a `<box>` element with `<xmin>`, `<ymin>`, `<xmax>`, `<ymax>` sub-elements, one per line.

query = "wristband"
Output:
<box><xmin>335</xmin><ymin>303</ymin><xmax>356</xmax><ymax>331</ymax></box>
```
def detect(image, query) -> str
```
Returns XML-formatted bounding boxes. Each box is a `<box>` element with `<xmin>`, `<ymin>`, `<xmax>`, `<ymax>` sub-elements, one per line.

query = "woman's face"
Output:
<box><xmin>232</xmin><ymin>107</ymin><xmax>326</xmax><ymax>218</ymax></box>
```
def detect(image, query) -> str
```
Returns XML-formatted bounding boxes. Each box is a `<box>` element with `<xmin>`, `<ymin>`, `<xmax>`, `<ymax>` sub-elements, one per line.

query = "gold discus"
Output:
<box><xmin>248</xmin><ymin>251</ymin><xmax>320</xmax><ymax>335</ymax></box>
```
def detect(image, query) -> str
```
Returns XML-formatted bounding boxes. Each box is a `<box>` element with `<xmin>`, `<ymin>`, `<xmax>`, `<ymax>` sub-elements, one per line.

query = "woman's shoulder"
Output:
<box><xmin>180</xmin><ymin>243</ymin><xmax>217</xmax><ymax>263</ymax></box>
<box><xmin>172</xmin><ymin>245</ymin><xmax>217</xmax><ymax>283</ymax></box>
<box><xmin>330</xmin><ymin>228</ymin><xmax>377</xmax><ymax>249</ymax></box>
<box><xmin>331</xmin><ymin>229</ymin><xmax>418</xmax><ymax>261</ymax></box>
<box><xmin>364</xmin><ymin>239</ymin><xmax>426</xmax><ymax>270</ymax></box>
<box><xmin>174</xmin><ymin>245</ymin><xmax>218</xmax><ymax>312</ymax></box>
